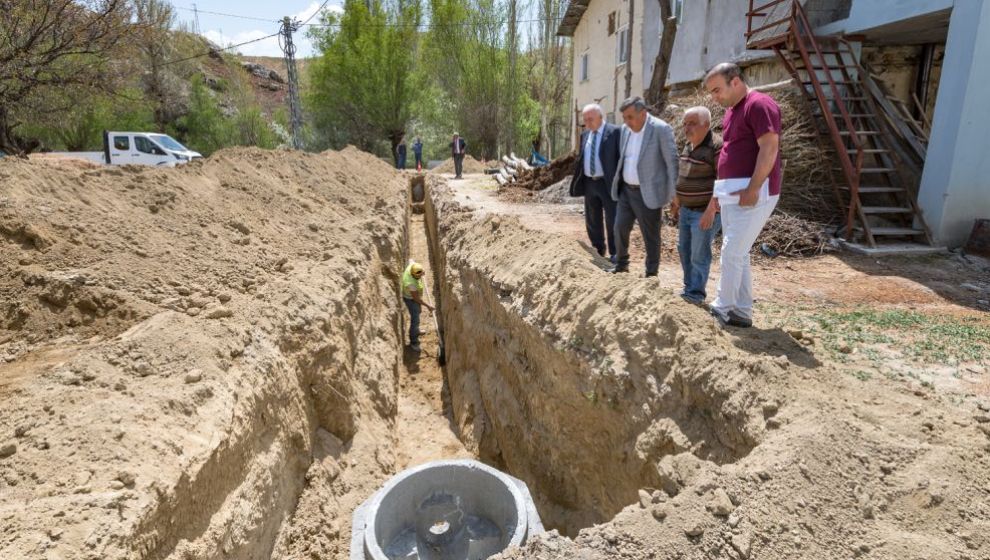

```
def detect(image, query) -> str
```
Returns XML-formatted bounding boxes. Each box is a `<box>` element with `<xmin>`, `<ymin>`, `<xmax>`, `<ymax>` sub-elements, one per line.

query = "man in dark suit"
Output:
<box><xmin>570</xmin><ymin>103</ymin><xmax>621</xmax><ymax>260</ymax></box>
<box><xmin>449</xmin><ymin>133</ymin><xmax>467</xmax><ymax>179</ymax></box>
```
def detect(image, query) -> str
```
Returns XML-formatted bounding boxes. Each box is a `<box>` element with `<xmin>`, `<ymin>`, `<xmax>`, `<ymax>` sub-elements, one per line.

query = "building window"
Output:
<box><xmin>608</xmin><ymin>12</ymin><xmax>616</xmax><ymax>36</ymax></box>
<box><xmin>580</xmin><ymin>52</ymin><xmax>589</xmax><ymax>82</ymax></box>
<box><xmin>673</xmin><ymin>0</ymin><xmax>683</xmax><ymax>23</ymax></box>
<box><xmin>607</xmin><ymin>112</ymin><xmax>615</xmax><ymax>124</ymax></box>
<box><xmin>617</xmin><ymin>26</ymin><xmax>629</xmax><ymax>65</ymax></box>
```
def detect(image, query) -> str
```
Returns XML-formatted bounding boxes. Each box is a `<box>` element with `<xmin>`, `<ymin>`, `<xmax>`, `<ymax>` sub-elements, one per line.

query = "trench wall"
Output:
<box><xmin>423</xmin><ymin>178</ymin><xmax>783</xmax><ymax>533</ymax></box>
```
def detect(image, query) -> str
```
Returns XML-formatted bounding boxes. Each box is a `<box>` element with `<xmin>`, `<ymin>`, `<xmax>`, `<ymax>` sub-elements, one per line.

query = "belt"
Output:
<box><xmin>585</xmin><ymin>175</ymin><xmax>605</xmax><ymax>181</ymax></box>
<box><xmin>624</xmin><ymin>183</ymin><xmax>640</xmax><ymax>189</ymax></box>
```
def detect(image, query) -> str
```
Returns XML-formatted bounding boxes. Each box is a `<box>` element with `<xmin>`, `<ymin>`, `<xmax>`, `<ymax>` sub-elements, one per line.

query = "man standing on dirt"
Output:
<box><xmin>672</xmin><ymin>106</ymin><xmax>722</xmax><ymax>304</ymax></box>
<box><xmin>570</xmin><ymin>103</ymin><xmax>621</xmax><ymax>261</ymax></box>
<box><xmin>413</xmin><ymin>136</ymin><xmax>424</xmax><ymax>171</ymax></box>
<box><xmin>704</xmin><ymin>62</ymin><xmax>782</xmax><ymax>328</ymax></box>
<box><xmin>610</xmin><ymin>96</ymin><xmax>679</xmax><ymax>277</ymax></box>
<box><xmin>402</xmin><ymin>261</ymin><xmax>434</xmax><ymax>352</ymax></box>
<box><xmin>450</xmin><ymin>133</ymin><xmax>467</xmax><ymax>179</ymax></box>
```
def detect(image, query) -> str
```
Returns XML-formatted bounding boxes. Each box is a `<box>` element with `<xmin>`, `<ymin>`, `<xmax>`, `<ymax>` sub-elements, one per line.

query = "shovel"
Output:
<box><xmin>423</xmin><ymin>278</ymin><xmax>446</xmax><ymax>366</ymax></box>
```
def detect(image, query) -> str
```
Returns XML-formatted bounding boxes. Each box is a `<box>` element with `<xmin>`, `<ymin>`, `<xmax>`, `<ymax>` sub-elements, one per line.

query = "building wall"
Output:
<box><xmin>568</xmin><ymin>0</ymin><xmax>790</xmax><ymax>147</ymax></box>
<box><xmin>570</xmin><ymin>0</ymin><xmax>647</xmax><ymax>126</ymax></box>
<box><xmin>917</xmin><ymin>0</ymin><xmax>990</xmax><ymax>247</ymax></box>
<box><xmin>640</xmin><ymin>0</ymin><xmax>782</xmax><ymax>90</ymax></box>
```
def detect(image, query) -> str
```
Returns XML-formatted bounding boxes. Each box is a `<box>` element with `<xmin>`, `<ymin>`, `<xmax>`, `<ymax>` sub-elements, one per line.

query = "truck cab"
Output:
<box><xmin>103</xmin><ymin>132</ymin><xmax>202</xmax><ymax>166</ymax></box>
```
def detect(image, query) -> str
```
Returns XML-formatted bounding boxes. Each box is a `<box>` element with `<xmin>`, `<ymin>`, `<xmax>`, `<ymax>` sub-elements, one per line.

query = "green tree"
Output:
<box><xmin>0</xmin><ymin>0</ymin><xmax>132</xmax><ymax>153</ymax></box>
<box><xmin>15</xmin><ymin>88</ymin><xmax>157</xmax><ymax>151</ymax></box>
<box><xmin>419</xmin><ymin>0</ymin><xmax>534</xmax><ymax>159</ymax></box>
<box><xmin>306</xmin><ymin>0</ymin><xmax>423</xmax><ymax>157</ymax></box>
<box><xmin>133</xmin><ymin>0</ymin><xmax>180</xmax><ymax>131</ymax></box>
<box><xmin>175</xmin><ymin>74</ymin><xmax>234</xmax><ymax>155</ymax></box>
<box><xmin>235</xmin><ymin>106</ymin><xmax>279</xmax><ymax>150</ymax></box>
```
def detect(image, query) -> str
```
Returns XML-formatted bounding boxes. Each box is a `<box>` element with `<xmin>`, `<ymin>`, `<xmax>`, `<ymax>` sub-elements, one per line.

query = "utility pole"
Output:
<box><xmin>192</xmin><ymin>3</ymin><xmax>201</xmax><ymax>35</ymax></box>
<box><xmin>280</xmin><ymin>16</ymin><xmax>305</xmax><ymax>150</ymax></box>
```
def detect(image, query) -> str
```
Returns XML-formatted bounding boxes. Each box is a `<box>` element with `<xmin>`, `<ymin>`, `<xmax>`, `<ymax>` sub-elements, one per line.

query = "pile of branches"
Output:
<box><xmin>758</xmin><ymin>211</ymin><xmax>836</xmax><ymax>257</ymax></box>
<box><xmin>511</xmin><ymin>151</ymin><xmax>576</xmax><ymax>191</ymax></box>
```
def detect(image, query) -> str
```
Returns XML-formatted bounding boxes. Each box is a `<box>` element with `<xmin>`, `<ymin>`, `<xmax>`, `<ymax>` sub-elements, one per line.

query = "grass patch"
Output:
<box><xmin>762</xmin><ymin>305</ymin><xmax>990</xmax><ymax>367</ymax></box>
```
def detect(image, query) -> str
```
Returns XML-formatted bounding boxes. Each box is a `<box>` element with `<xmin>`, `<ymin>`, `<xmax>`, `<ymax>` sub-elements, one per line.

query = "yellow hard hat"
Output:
<box><xmin>410</xmin><ymin>263</ymin><xmax>424</xmax><ymax>275</ymax></box>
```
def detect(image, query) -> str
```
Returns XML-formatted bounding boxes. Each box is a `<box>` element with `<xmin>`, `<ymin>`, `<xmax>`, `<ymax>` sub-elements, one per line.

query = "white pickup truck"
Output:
<box><xmin>52</xmin><ymin>131</ymin><xmax>202</xmax><ymax>167</ymax></box>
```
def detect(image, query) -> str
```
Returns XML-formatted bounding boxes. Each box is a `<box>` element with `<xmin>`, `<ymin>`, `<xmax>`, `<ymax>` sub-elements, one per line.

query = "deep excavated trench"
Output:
<box><xmin>275</xmin><ymin>172</ymin><xmax>773</xmax><ymax>558</ymax></box>
<box><xmin>398</xmin><ymin>175</ymin><xmax>768</xmax><ymax>536</ymax></box>
<box><xmin>273</xmin><ymin>172</ymin><xmax>770</xmax><ymax>558</ymax></box>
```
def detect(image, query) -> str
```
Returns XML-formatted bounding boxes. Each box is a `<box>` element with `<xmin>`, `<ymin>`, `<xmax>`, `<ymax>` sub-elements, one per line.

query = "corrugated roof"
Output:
<box><xmin>556</xmin><ymin>0</ymin><xmax>592</xmax><ymax>37</ymax></box>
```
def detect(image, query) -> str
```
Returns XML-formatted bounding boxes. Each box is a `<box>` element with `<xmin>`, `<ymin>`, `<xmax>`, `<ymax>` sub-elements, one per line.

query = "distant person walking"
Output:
<box><xmin>704</xmin><ymin>62</ymin><xmax>782</xmax><ymax>328</ymax></box>
<box><xmin>672</xmin><ymin>106</ymin><xmax>722</xmax><ymax>304</ymax></box>
<box><xmin>570</xmin><ymin>103</ymin><xmax>621</xmax><ymax>261</ymax></box>
<box><xmin>610</xmin><ymin>96</ymin><xmax>679</xmax><ymax>277</ymax></box>
<box><xmin>413</xmin><ymin>136</ymin><xmax>424</xmax><ymax>171</ymax></box>
<box><xmin>402</xmin><ymin>261</ymin><xmax>434</xmax><ymax>352</ymax></box>
<box><xmin>450</xmin><ymin>133</ymin><xmax>467</xmax><ymax>179</ymax></box>
<box><xmin>395</xmin><ymin>137</ymin><xmax>407</xmax><ymax>169</ymax></box>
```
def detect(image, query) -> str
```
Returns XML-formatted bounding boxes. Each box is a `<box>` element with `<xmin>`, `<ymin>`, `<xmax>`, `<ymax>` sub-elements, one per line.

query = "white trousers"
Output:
<box><xmin>711</xmin><ymin>195</ymin><xmax>778</xmax><ymax>320</ymax></box>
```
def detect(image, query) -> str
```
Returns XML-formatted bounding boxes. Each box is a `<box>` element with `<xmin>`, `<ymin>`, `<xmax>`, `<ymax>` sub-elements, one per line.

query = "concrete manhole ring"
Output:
<box><xmin>351</xmin><ymin>459</ymin><xmax>544</xmax><ymax>560</ymax></box>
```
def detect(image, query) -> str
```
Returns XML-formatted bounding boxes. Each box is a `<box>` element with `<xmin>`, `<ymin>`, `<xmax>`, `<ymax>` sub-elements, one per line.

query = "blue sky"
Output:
<box><xmin>172</xmin><ymin>1</ymin><xmax>344</xmax><ymax>58</ymax></box>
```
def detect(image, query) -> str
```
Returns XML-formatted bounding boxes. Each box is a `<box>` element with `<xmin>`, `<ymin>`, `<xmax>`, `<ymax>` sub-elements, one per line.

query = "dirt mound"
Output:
<box><xmin>430</xmin><ymin>155</ymin><xmax>487</xmax><ymax>175</ymax></box>
<box><xmin>27</xmin><ymin>153</ymin><xmax>103</xmax><ymax>169</ymax></box>
<box><xmin>534</xmin><ymin>177</ymin><xmax>580</xmax><ymax>204</ymax></box>
<box><xmin>0</xmin><ymin>147</ymin><xmax>409</xmax><ymax>559</ymax></box>
<box><xmin>512</xmin><ymin>151</ymin><xmax>576</xmax><ymax>191</ymax></box>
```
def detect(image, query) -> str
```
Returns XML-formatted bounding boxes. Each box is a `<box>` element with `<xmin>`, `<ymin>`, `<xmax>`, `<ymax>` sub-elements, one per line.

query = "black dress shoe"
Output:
<box><xmin>726</xmin><ymin>310</ymin><xmax>753</xmax><ymax>328</ymax></box>
<box><xmin>608</xmin><ymin>265</ymin><xmax>629</xmax><ymax>274</ymax></box>
<box><xmin>644</xmin><ymin>271</ymin><xmax>658</xmax><ymax>278</ymax></box>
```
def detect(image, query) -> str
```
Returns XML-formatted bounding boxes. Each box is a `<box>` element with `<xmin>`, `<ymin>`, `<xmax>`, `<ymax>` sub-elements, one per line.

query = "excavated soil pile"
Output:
<box><xmin>430</xmin><ymin>155</ymin><xmax>487</xmax><ymax>175</ymax></box>
<box><xmin>512</xmin><ymin>151</ymin><xmax>576</xmax><ymax>191</ymax></box>
<box><xmin>423</xmin><ymin>178</ymin><xmax>990</xmax><ymax>560</ymax></box>
<box><xmin>0</xmin><ymin>148</ymin><xmax>409</xmax><ymax>559</ymax></box>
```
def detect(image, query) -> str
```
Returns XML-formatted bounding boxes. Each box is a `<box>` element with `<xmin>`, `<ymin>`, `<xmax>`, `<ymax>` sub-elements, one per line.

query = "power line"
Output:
<box><xmin>174</xmin><ymin>5</ymin><xmax>279</xmax><ymax>23</ymax></box>
<box><xmin>162</xmin><ymin>31</ymin><xmax>282</xmax><ymax>66</ymax></box>
<box><xmin>173</xmin><ymin>3</ymin><xmax>562</xmax><ymax>31</ymax></box>
<box><xmin>299</xmin><ymin>15</ymin><xmax>564</xmax><ymax>29</ymax></box>
<box><xmin>299</xmin><ymin>0</ymin><xmax>334</xmax><ymax>26</ymax></box>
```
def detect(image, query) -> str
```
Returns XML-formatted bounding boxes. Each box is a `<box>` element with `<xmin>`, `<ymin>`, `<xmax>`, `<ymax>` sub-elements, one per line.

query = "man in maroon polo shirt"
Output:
<box><xmin>703</xmin><ymin>62</ymin><xmax>781</xmax><ymax>328</ymax></box>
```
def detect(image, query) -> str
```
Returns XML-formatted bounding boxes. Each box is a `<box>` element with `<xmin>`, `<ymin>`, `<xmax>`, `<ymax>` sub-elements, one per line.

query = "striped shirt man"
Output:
<box><xmin>676</xmin><ymin>130</ymin><xmax>722</xmax><ymax>209</ymax></box>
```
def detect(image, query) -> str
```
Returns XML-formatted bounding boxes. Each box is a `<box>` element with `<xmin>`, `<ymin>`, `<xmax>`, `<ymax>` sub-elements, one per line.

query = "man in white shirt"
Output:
<box><xmin>610</xmin><ymin>97</ymin><xmax>679</xmax><ymax>277</ymax></box>
<box><xmin>449</xmin><ymin>133</ymin><xmax>467</xmax><ymax>179</ymax></box>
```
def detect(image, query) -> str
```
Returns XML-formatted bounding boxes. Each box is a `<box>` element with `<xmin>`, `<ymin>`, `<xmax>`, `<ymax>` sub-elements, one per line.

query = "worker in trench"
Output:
<box><xmin>402</xmin><ymin>261</ymin><xmax>434</xmax><ymax>352</ymax></box>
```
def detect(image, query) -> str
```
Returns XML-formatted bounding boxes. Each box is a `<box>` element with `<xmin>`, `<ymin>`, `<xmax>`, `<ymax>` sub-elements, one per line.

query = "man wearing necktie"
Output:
<box><xmin>569</xmin><ymin>103</ymin><xmax>621</xmax><ymax>260</ymax></box>
<box><xmin>450</xmin><ymin>133</ymin><xmax>467</xmax><ymax>179</ymax></box>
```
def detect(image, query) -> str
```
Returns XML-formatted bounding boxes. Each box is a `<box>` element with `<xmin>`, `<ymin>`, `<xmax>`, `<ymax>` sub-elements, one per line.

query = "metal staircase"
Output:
<box><xmin>746</xmin><ymin>0</ymin><xmax>934</xmax><ymax>249</ymax></box>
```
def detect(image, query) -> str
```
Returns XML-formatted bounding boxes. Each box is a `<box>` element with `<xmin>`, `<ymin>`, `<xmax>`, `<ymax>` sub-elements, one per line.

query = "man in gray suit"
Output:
<box><xmin>610</xmin><ymin>96</ymin><xmax>679</xmax><ymax>277</ymax></box>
